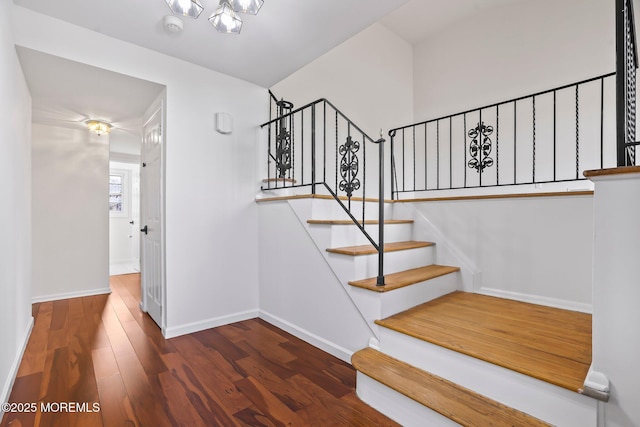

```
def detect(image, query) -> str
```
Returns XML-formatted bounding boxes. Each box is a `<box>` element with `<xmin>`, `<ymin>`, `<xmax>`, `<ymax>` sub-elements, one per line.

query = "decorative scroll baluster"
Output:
<box><xmin>275</xmin><ymin>99</ymin><xmax>293</xmax><ymax>178</ymax></box>
<box><xmin>467</xmin><ymin>121</ymin><xmax>494</xmax><ymax>173</ymax></box>
<box><xmin>339</xmin><ymin>136</ymin><xmax>361</xmax><ymax>201</ymax></box>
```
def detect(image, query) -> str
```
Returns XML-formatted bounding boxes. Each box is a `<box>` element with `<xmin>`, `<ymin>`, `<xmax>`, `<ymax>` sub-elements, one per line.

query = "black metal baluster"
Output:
<box><xmin>532</xmin><ymin>96</ymin><xmax>536</xmax><ymax>182</ymax></box>
<box><xmin>323</xmin><ymin>102</ymin><xmax>327</xmax><ymax>183</ymax></box>
<box><xmin>301</xmin><ymin>110</ymin><xmax>304</xmax><ymax>184</ymax></box>
<box><xmin>424</xmin><ymin>123</ymin><xmax>428</xmax><ymax>190</ymax></box>
<box><xmin>335</xmin><ymin>110</ymin><xmax>338</xmax><ymax>194</ymax></box>
<box><xmin>576</xmin><ymin>84</ymin><xmax>580</xmax><ymax>179</ymax></box>
<box><xmin>437</xmin><ymin>120</ymin><xmax>440</xmax><ymax>189</ymax></box>
<box><xmin>412</xmin><ymin>126</ymin><xmax>416</xmax><ymax>191</ymax></box>
<box><xmin>311</xmin><ymin>105</ymin><xmax>316</xmax><ymax>194</ymax></box>
<box><xmin>464</xmin><ymin>114</ymin><xmax>467</xmax><ymax>187</ymax></box>
<box><xmin>290</xmin><ymin>113</ymin><xmax>295</xmax><ymax>182</ymax></box>
<box><xmin>402</xmin><ymin>128</ymin><xmax>406</xmax><ymax>192</ymax></box>
<box><xmin>514</xmin><ymin>101</ymin><xmax>517</xmax><ymax>184</ymax></box>
<box><xmin>479</xmin><ymin>109</ymin><xmax>483</xmax><ymax>187</ymax></box>
<box><xmin>600</xmin><ymin>77</ymin><xmax>605</xmax><ymax>169</ymax></box>
<box><xmin>362</xmin><ymin>131</ymin><xmax>366</xmax><ymax>225</ymax></box>
<box><xmin>553</xmin><ymin>91</ymin><xmax>557</xmax><ymax>182</ymax></box>
<box><xmin>496</xmin><ymin>105</ymin><xmax>500</xmax><ymax>184</ymax></box>
<box><xmin>449</xmin><ymin>117</ymin><xmax>453</xmax><ymax>189</ymax></box>
<box><xmin>390</xmin><ymin>130</ymin><xmax>396</xmax><ymax>200</ymax></box>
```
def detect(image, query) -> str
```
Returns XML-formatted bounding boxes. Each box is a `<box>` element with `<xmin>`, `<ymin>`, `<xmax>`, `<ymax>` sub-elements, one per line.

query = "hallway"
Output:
<box><xmin>1</xmin><ymin>275</ymin><xmax>396</xmax><ymax>426</ymax></box>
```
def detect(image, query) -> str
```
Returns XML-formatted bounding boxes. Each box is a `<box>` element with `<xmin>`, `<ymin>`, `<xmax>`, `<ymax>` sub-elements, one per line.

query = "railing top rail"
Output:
<box><xmin>388</xmin><ymin>72</ymin><xmax>615</xmax><ymax>134</ymax></box>
<box><xmin>260</xmin><ymin>97</ymin><xmax>382</xmax><ymax>144</ymax></box>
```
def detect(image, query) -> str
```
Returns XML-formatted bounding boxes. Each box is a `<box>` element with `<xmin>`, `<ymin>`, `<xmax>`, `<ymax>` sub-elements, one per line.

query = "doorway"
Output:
<box><xmin>109</xmin><ymin>162</ymin><xmax>141</xmax><ymax>276</ymax></box>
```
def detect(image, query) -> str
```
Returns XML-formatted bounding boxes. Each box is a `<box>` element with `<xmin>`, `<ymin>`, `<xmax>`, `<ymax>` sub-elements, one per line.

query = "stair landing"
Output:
<box><xmin>375</xmin><ymin>291</ymin><xmax>592</xmax><ymax>393</ymax></box>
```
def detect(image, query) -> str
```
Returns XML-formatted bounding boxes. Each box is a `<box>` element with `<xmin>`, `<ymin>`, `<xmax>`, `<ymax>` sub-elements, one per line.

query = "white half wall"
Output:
<box><xmin>405</xmin><ymin>194</ymin><xmax>594</xmax><ymax>312</ymax></box>
<box><xmin>12</xmin><ymin>5</ymin><xmax>264</xmax><ymax>335</ymax></box>
<box><xmin>271</xmin><ymin>23</ymin><xmax>414</xmax><ymax>137</ymax></box>
<box><xmin>0</xmin><ymin>0</ymin><xmax>33</xmax><ymax>412</ymax></box>
<box><xmin>258</xmin><ymin>200</ymin><xmax>373</xmax><ymax>362</ymax></box>
<box><xmin>31</xmin><ymin>124</ymin><xmax>110</xmax><ymax>302</ymax></box>
<box><xmin>588</xmin><ymin>170</ymin><xmax>640</xmax><ymax>427</ymax></box>
<box><xmin>412</xmin><ymin>0</ymin><xmax>614</xmax><ymax>121</ymax></box>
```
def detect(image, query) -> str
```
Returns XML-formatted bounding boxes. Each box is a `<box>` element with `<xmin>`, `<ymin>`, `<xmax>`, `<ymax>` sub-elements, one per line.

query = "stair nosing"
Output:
<box><xmin>306</xmin><ymin>219</ymin><xmax>413</xmax><ymax>225</ymax></box>
<box><xmin>352</xmin><ymin>348</ymin><xmax>551</xmax><ymax>427</ymax></box>
<box><xmin>348</xmin><ymin>264</ymin><xmax>460</xmax><ymax>292</ymax></box>
<box><xmin>326</xmin><ymin>240</ymin><xmax>435</xmax><ymax>256</ymax></box>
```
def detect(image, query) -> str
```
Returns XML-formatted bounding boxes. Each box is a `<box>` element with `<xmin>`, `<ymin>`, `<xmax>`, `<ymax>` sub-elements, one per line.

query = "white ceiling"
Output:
<box><xmin>16</xmin><ymin>46</ymin><xmax>164</xmax><ymax>155</ymax></box>
<box><xmin>13</xmin><ymin>0</ymin><xmax>528</xmax><ymax>155</ymax></box>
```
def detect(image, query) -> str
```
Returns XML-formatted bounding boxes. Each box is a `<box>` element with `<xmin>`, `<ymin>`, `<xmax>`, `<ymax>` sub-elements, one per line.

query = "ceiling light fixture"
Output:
<box><xmin>209</xmin><ymin>0</ymin><xmax>243</xmax><ymax>34</ymax></box>
<box><xmin>86</xmin><ymin>120</ymin><xmax>112</xmax><ymax>136</ymax></box>
<box><xmin>164</xmin><ymin>0</ymin><xmax>204</xmax><ymax>18</ymax></box>
<box><xmin>229</xmin><ymin>0</ymin><xmax>263</xmax><ymax>15</ymax></box>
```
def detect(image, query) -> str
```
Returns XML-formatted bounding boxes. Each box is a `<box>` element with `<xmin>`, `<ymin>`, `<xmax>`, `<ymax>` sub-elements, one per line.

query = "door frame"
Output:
<box><xmin>140</xmin><ymin>92</ymin><xmax>167</xmax><ymax>334</ymax></box>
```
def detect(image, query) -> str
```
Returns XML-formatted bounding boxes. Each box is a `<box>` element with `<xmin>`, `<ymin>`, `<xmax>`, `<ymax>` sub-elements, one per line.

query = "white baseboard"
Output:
<box><xmin>1</xmin><ymin>316</ymin><xmax>34</xmax><ymax>416</ymax></box>
<box><xmin>478</xmin><ymin>287</ymin><xmax>593</xmax><ymax>313</ymax></box>
<box><xmin>259</xmin><ymin>310</ymin><xmax>353</xmax><ymax>363</ymax></box>
<box><xmin>163</xmin><ymin>309</ymin><xmax>258</xmax><ymax>339</ymax></box>
<box><xmin>32</xmin><ymin>287</ymin><xmax>112</xmax><ymax>304</ymax></box>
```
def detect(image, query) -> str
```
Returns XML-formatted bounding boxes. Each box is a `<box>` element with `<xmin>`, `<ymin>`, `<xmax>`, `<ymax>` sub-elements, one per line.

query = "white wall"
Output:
<box><xmin>31</xmin><ymin>124</ymin><xmax>110</xmax><ymax>301</ymax></box>
<box><xmin>412</xmin><ymin>0</ymin><xmax>614</xmax><ymax>121</ymax></box>
<box><xmin>0</xmin><ymin>0</ymin><xmax>33</xmax><ymax>411</ymax></box>
<box><xmin>12</xmin><ymin>6</ymin><xmax>265</xmax><ymax>336</ymax></box>
<box><xmin>258</xmin><ymin>201</ymin><xmax>373</xmax><ymax>362</ymax></box>
<box><xmin>588</xmin><ymin>171</ymin><xmax>640</xmax><ymax>427</ymax></box>
<box><xmin>405</xmin><ymin>194</ymin><xmax>594</xmax><ymax>312</ymax></box>
<box><xmin>271</xmin><ymin>23</ymin><xmax>414</xmax><ymax>138</ymax></box>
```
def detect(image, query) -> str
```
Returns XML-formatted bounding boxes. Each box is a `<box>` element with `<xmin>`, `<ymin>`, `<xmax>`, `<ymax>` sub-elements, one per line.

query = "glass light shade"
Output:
<box><xmin>209</xmin><ymin>0</ymin><xmax>243</xmax><ymax>34</ymax></box>
<box><xmin>229</xmin><ymin>0</ymin><xmax>263</xmax><ymax>15</ymax></box>
<box><xmin>86</xmin><ymin>120</ymin><xmax>111</xmax><ymax>136</ymax></box>
<box><xmin>165</xmin><ymin>0</ymin><xmax>204</xmax><ymax>18</ymax></box>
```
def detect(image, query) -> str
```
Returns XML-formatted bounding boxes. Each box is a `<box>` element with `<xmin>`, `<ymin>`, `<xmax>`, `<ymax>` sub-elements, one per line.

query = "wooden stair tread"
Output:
<box><xmin>352</xmin><ymin>348</ymin><xmax>551</xmax><ymax>427</ymax></box>
<box><xmin>307</xmin><ymin>219</ymin><xmax>413</xmax><ymax>225</ymax></box>
<box><xmin>375</xmin><ymin>292</ymin><xmax>592</xmax><ymax>393</ymax></box>
<box><xmin>348</xmin><ymin>265</ymin><xmax>460</xmax><ymax>292</ymax></box>
<box><xmin>327</xmin><ymin>240</ymin><xmax>434</xmax><ymax>256</ymax></box>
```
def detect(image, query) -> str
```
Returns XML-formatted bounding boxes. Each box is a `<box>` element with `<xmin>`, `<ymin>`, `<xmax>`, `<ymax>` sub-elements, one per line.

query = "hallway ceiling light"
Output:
<box><xmin>209</xmin><ymin>0</ymin><xmax>243</xmax><ymax>34</ymax></box>
<box><xmin>229</xmin><ymin>0</ymin><xmax>263</xmax><ymax>15</ymax></box>
<box><xmin>164</xmin><ymin>0</ymin><xmax>204</xmax><ymax>18</ymax></box>
<box><xmin>86</xmin><ymin>120</ymin><xmax>112</xmax><ymax>136</ymax></box>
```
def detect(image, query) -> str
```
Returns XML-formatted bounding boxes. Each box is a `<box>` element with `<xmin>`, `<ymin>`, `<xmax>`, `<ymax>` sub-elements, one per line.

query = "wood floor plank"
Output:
<box><xmin>234</xmin><ymin>376</ymin><xmax>307</xmax><ymax>427</ymax></box>
<box><xmin>1</xmin><ymin>274</ymin><xmax>397</xmax><ymax>427</ymax></box>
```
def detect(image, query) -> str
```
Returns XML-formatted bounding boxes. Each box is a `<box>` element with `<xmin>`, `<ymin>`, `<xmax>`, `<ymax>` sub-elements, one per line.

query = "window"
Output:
<box><xmin>109</xmin><ymin>174</ymin><xmax>124</xmax><ymax>213</ymax></box>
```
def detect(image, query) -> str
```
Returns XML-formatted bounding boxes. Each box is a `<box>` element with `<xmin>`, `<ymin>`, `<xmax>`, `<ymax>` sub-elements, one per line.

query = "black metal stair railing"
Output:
<box><xmin>262</xmin><ymin>94</ymin><xmax>386</xmax><ymax>286</ymax></box>
<box><xmin>387</xmin><ymin>73</ymin><xmax>617</xmax><ymax>199</ymax></box>
<box><xmin>617</xmin><ymin>0</ymin><xmax>639</xmax><ymax>166</ymax></box>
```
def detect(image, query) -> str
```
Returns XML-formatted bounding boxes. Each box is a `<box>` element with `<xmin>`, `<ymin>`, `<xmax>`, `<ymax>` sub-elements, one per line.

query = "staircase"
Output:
<box><xmin>259</xmin><ymin>194</ymin><xmax>598</xmax><ymax>426</ymax></box>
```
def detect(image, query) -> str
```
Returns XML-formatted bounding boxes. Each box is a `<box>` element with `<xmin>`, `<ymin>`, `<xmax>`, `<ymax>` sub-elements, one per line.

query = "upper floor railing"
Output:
<box><xmin>388</xmin><ymin>73</ymin><xmax>617</xmax><ymax>198</ymax></box>
<box><xmin>617</xmin><ymin>0</ymin><xmax>639</xmax><ymax>165</ymax></box>
<box><xmin>262</xmin><ymin>93</ymin><xmax>387</xmax><ymax>286</ymax></box>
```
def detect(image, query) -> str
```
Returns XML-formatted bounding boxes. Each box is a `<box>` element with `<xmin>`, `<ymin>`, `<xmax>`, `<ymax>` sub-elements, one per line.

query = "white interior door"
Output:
<box><xmin>140</xmin><ymin>104</ymin><xmax>164</xmax><ymax>328</ymax></box>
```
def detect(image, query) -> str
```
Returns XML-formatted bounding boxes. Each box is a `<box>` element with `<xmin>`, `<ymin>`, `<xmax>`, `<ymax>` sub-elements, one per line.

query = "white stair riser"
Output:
<box><xmin>347</xmin><ymin>273</ymin><xmax>458</xmax><ymax>327</ymax></box>
<box><xmin>310</xmin><ymin>198</ymin><xmax>393</xmax><ymax>220</ymax></box>
<box><xmin>327</xmin><ymin>223</ymin><xmax>413</xmax><ymax>248</ymax></box>
<box><xmin>355</xmin><ymin>372</ymin><xmax>460</xmax><ymax>427</ymax></box>
<box><xmin>377</xmin><ymin>328</ymin><xmax>598</xmax><ymax>427</ymax></box>
<box><xmin>326</xmin><ymin>246</ymin><xmax>436</xmax><ymax>279</ymax></box>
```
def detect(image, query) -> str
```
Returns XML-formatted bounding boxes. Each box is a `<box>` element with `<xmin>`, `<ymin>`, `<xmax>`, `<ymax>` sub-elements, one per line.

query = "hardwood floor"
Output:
<box><xmin>1</xmin><ymin>274</ymin><xmax>398</xmax><ymax>427</ymax></box>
